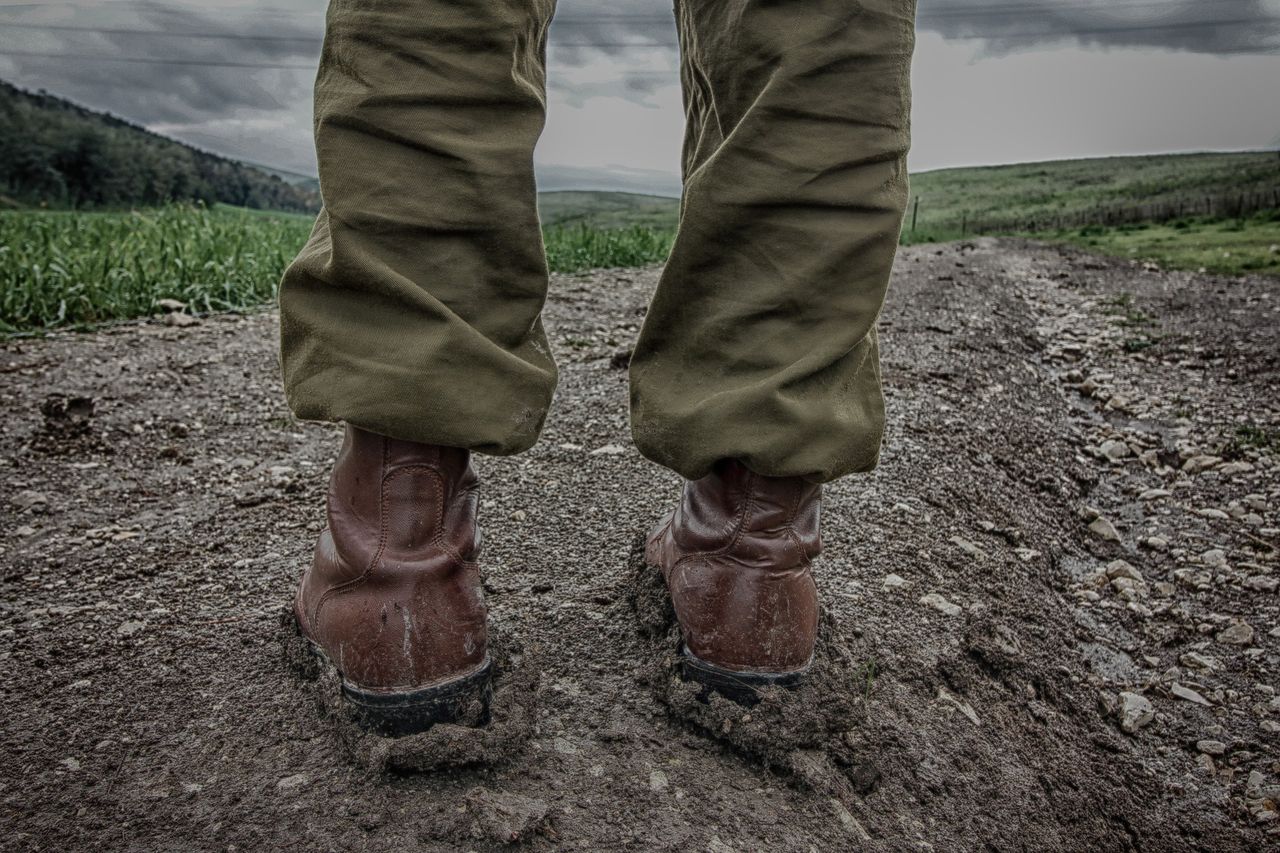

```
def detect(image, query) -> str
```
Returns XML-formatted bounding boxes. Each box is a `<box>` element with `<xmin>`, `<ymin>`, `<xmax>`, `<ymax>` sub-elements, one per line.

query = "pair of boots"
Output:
<box><xmin>294</xmin><ymin>426</ymin><xmax>821</xmax><ymax>735</ymax></box>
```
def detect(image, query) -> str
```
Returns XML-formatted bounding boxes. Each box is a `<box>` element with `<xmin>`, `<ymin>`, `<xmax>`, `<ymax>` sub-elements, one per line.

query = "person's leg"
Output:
<box><xmin>281</xmin><ymin>0</ymin><xmax>558</xmax><ymax>455</ymax></box>
<box><xmin>631</xmin><ymin>0</ymin><xmax>916</xmax><ymax>484</ymax></box>
<box><xmin>642</xmin><ymin>0</ymin><xmax>916</xmax><ymax>699</ymax></box>
<box><xmin>282</xmin><ymin>0</ymin><xmax>557</xmax><ymax>734</ymax></box>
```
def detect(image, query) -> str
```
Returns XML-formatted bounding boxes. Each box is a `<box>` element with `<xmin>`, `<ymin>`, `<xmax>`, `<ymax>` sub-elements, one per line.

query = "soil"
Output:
<box><xmin>1</xmin><ymin>237</ymin><xmax>1277</xmax><ymax>851</ymax></box>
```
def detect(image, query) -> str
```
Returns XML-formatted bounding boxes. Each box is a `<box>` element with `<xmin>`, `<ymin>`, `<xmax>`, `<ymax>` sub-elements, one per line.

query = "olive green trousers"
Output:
<box><xmin>280</xmin><ymin>0</ymin><xmax>915</xmax><ymax>483</ymax></box>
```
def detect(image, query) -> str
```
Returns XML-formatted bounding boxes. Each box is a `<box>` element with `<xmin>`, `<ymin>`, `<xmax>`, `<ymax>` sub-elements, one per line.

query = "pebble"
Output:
<box><xmin>1216</xmin><ymin>461</ymin><xmax>1254</xmax><ymax>475</ymax></box>
<box><xmin>277</xmin><ymin>773</ymin><xmax>309</xmax><ymax>790</ymax></box>
<box><xmin>1118</xmin><ymin>692</ymin><xmax>1154</xmax><ymax>733</ymax></box>
<box><xmin>919</xmin><ymin>593</ymin><xmax>962</xmax><ymax>617</ymax></box>
<box><xmin>1196</xmin><ymin>508</ymin><xmax>1229</xmax><ymax>520</ymax></box>
<box><xmin>1244</xmin><ymin>576</ymin><xmax>1278</xmax><ymax>592</ymax></box>
<box><xmin>1139</xmin><ymin>489</ymin><xmax>1172</xmax><ymax>501</ymax></box>
<box><xmin>60</xmin><ymin>757</ymin><xmax>80</xmax><ymax>772</ymax></box>
<box><xmin>649</xmin><ymin>769</ymin><xmax>669</xmax><ymax>793</ymax></box>
<box><xmin>511</xmin><ymin>510</ymin><xmax>528</xmax><ymax>522</ymax></box>
<box><xmin>590</xmin><ymin>444</ymin><xmax>626</xmax><ymax>455</ymax></box>
<box><xmin>1088</xmin><ymin>517</ymin><xmax>1121</xmax><ymax>542</ymax></box>
<box><xmin>115</xmin><ymin>620</ymin><xmax>145</xmax><ymax>637</ymax></box>
<box><xmin>1215</xmin><ymin>622</ymin><xmax>1255</xmax><ymax>645</ymax></box>
<box><xmin>882</xmin><ymin>574</ymin><xmax>907</xmax><ymax>590</ymax></box>
<box><xmin>1141</xmin><ymin>536</ymin><xmax>1169</xmax><ymax>552</ymax></box>
<box><xmin>1196</xmin><ymin>740</ymin><xmax>1227</xmax><ymax>756</ymax></box>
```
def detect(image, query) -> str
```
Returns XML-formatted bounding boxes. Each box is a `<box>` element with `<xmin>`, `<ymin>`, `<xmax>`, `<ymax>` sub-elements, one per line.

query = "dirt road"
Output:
<box><xmin>1</xmin><ymin>238</ymin><xmax>1277</xmax><ymax>851</ymax></box>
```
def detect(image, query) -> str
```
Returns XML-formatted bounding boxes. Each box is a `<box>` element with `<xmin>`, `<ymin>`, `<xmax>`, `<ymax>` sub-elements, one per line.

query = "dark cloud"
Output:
<box><xmin>0</xmin><ymin>0</ymin><xmax>1274</xmax><ymax>179</ymax></box>
<box><xmin>0</xmin><ymin>1</ymin><xmax>322</xmax><ymax>126</ymax></box>
<box><xmin>548</xmin><ymin>0</ymin><xmax>1280</xmax><ymax>59</ymax></box>
<box><xmin>918</xmin><ymin>0</ymin><xmax>1280</xmax><ymax>56</ymax></box>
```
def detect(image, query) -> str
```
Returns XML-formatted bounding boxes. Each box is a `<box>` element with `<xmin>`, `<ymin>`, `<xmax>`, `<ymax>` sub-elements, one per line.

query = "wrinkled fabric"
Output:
<box><xmin>281</xmin><ymin>0</ymin><xmax>916</xmax><ymax>483</ymax></box>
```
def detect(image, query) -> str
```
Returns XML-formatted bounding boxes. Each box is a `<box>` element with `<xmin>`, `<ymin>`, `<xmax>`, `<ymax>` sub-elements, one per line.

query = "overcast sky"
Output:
<box><xmin>1</xmin><ymin>0</ymin><xmax>1278</xmax><ymax>195</ymax></box>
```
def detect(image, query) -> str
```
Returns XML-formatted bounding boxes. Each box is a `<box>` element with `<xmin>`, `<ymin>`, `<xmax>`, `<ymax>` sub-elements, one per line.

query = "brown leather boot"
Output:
<box><xmin>294</xmin><ymin>425</ymin><xmax>491</xmax><ymax>735</ymax></box>
<box><xmin>646</xmin><ymin>460</ymin><xmax>821</xmax><ymax>703</ymax></box>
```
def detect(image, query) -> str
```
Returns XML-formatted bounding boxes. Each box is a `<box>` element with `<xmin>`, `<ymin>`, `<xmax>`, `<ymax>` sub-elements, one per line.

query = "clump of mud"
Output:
<box><xmin>626</xmin><ymin>537</ymin><xmax>883</xmax><ymax>797</ymax></box>
<box><xmin>30</xmin><ymin>393</ymin><xmax>108</xmax><ymax>455</ymax></box>
<box><xmin>279</xmin><ymin>609</ymin><xmax>540</xmax><ymax>773</ymax></box>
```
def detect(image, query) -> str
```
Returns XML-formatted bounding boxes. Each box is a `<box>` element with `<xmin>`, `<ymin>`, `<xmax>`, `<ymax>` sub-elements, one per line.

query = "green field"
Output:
<box><xmin>3</xmin><ymin>151</ymin><xmax>1278</xmax><ymax>333</ymax></box>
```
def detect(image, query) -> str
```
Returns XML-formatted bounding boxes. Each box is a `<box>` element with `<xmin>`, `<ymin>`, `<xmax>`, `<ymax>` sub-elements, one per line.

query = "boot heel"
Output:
<box><xmin>341</xmin><ymin>658</ymin><xmax>494</xmax><ymax>737</ymax></box>
<box><xmin>680</xmin><ymin>649</ymin><xmax>807</xmax><ymax>706</ymax></box>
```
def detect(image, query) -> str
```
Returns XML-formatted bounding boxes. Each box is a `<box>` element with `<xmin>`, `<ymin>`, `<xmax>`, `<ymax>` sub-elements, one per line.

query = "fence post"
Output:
<box><xmin>911</xmin><ymin>195</ymin><xmax>919</xmax><ymax>233</ymax></box>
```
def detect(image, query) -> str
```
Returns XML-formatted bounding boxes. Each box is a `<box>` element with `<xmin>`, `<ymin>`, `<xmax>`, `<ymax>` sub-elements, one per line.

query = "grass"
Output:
<box><xmin>4</xmin><ymin>151</ymin><xmax>1277</xmax><ymax>332</ymax></box>
<box><xmin>1034</xmin><ymin>211</ymin><xmax>1280</xmax><ymax>277</ymax></box>
<box><xmin>0</xmin><ymin>203</ymin><xmax>677</xmax><ymax>333</ymax></box>
<box><xmin>0</xmin><ymin>204</ymin><xmax>313</xmax><ymax>333</ymax></box>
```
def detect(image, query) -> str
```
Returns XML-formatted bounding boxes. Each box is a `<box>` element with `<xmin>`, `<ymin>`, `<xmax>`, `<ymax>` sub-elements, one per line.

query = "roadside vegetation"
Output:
<box><xmin>1035</xmin><ymin>211</ymin><xmax>1280</xmax><ymax>277</ymax></box>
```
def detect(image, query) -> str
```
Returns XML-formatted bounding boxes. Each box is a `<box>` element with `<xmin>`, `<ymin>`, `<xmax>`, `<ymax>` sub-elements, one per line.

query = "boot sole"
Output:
<box><xmin>679</xmin><ymin>647</ymin><xmax>809</xmax><ymax>707</ymax></box>
<box><xmin>340</xmin><ymin>657</ymin><xmax>493</xmax><ymax>737</ymax></box>
<box><xmin>293</xmin><ymin>613</ymin><xmax>493</xmax><ymax>737</ymax></box>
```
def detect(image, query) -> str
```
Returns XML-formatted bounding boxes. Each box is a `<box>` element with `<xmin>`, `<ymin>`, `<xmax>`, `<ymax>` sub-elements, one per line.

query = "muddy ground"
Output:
<box><xmin>1</xmin><ymin>238</ymin><xmax>1277</xmax><ymax>851</ymax></box>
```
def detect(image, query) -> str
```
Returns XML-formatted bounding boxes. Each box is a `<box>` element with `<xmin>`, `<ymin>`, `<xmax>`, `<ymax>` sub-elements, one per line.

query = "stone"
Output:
<box><xmin>1216</xmin><ymin>622</ymin><xmax>1255</xmax><ymax>645</ymax></box>
<box><xmin>1217</xmin><ymin>461</ymin><xmax>1254</xmax><ymax>475</ymax></box>
<box><xmin>1244</xmin><ymin>576</ymin><xmax>1278</xmax><ymax>592</ymax></box>
<box><xmin>11</xmin><ymin>490</ymin><xmax>48</xmax><ymax>511</ymax></box>
<box><xmin>1118</xmin><ymin>692</ymin><xmax>1154</xmax><ymax>734</ymax></box>
<box><xmin>882</xmin><ymin>574</ymin><xmax>907</xmax><ymax>590</ymax></box>
<box><xmin>1139</xmin><ymin>489</ymin><xmax>1171</xmax><ymax>501</ymax></box>
<box><xmin>155</xmin><ymin>298</ymin><xmax>186</xmax><ymax>312</ymax></box>
<box><xmin>919</xmin><ymin>593</ymin><xmax>962</xmax><ymax>617</ymax></box>
<box><xmin>1088</xmin><ymin>517</ymin><xmax>1121</xmax><ymax>542</ymax></box>
<box><xmin>1099</xmin><ymin>439</ymin><xmax>1130</xmax><ymax>460</ymax></box>
<box><xmin>1105</xmin><ymin>560</ymin><xmax>1143</xmax><ymax>581</ymax></box>
<box><xmin>1196</xmin><ymin>740</ymin><xmax>1227</xmax><ymax>755</ymax></box>
<box><xmin>1200</xmin><ymin>549</ymin><xmax>1228</xmax><ymax>568</ymax></box>
<box><xmin>649</xmin><ymin>769</ymin><xmax>669</xmax><ymax>793</ymax></box>
<box><xmin>1170</xmin><ymin>683</ymin><xmax>1211</xmax><ymax>706</ymax></box>
<box><xmin>163</xmin><ymin>312</ymin><xmax>199</xmax><ymax>328</ymax></box>
<box><xmin>1141</xmin><ymin>536</ymin><xmax>1169</xmax><ymax>552</ymax></box>
<box><xmin>1196</xmin><ymin>508</ymin><xmax>1229</xmax><ymax>520</ymax></box>
<box><xmin>1180</xmin><ymin>652</ymin><xmax>1220</xmax><ymax>670</ymax></box>
<box><xmin>1182</xmin><ymin>455</ymin><xmax>1222</xmax><ymax>474</ymax></box>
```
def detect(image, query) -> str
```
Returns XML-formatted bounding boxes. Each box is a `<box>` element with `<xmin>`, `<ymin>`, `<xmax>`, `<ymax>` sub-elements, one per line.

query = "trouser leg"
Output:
<box><xmin>629</xmin><ymin>0</ymin><xmax>917</xmax><ymax>483</ymax></box>
<box><xmin>280</xmin><ymin>0</ymin><xmax>558</xmax><ymax>455</ymax></box>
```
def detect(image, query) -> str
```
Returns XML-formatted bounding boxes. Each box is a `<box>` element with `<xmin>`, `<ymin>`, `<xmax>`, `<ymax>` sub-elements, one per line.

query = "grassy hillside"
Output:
<box><xmin>538</xmin><ymin>191</ymin><xmax>679</xmax><ymax>230</ymax></box>
<box><xmin>903</xmin><ymin>150</ymin><xmax>1279</xmax><ymax>243</ymax></box>
<box><xmin>0</xmin><ymin>80</ymin><xmax>318</xmax><ymax>213</ymax></box>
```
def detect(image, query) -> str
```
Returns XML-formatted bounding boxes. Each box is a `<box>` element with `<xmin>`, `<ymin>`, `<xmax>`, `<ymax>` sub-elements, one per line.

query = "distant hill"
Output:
<box><xmin>0</xmin><ymin>80</ymin><xmax>318</xmax><ymax>213</ymax></box>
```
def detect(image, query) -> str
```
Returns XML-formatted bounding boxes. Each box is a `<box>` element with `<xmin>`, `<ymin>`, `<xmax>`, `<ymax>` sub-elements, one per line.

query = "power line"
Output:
<box><xmin>0</xmin><ymin>48</ymin><xmax>315</xmax><ymax>68</ymax></box>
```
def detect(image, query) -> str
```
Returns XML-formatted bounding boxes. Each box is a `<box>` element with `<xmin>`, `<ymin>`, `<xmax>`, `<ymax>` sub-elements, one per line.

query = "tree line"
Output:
<box><xmin>0</xmin><ymin>79</ymin><xmax>319</xmax><ymax>213</ymax></box>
